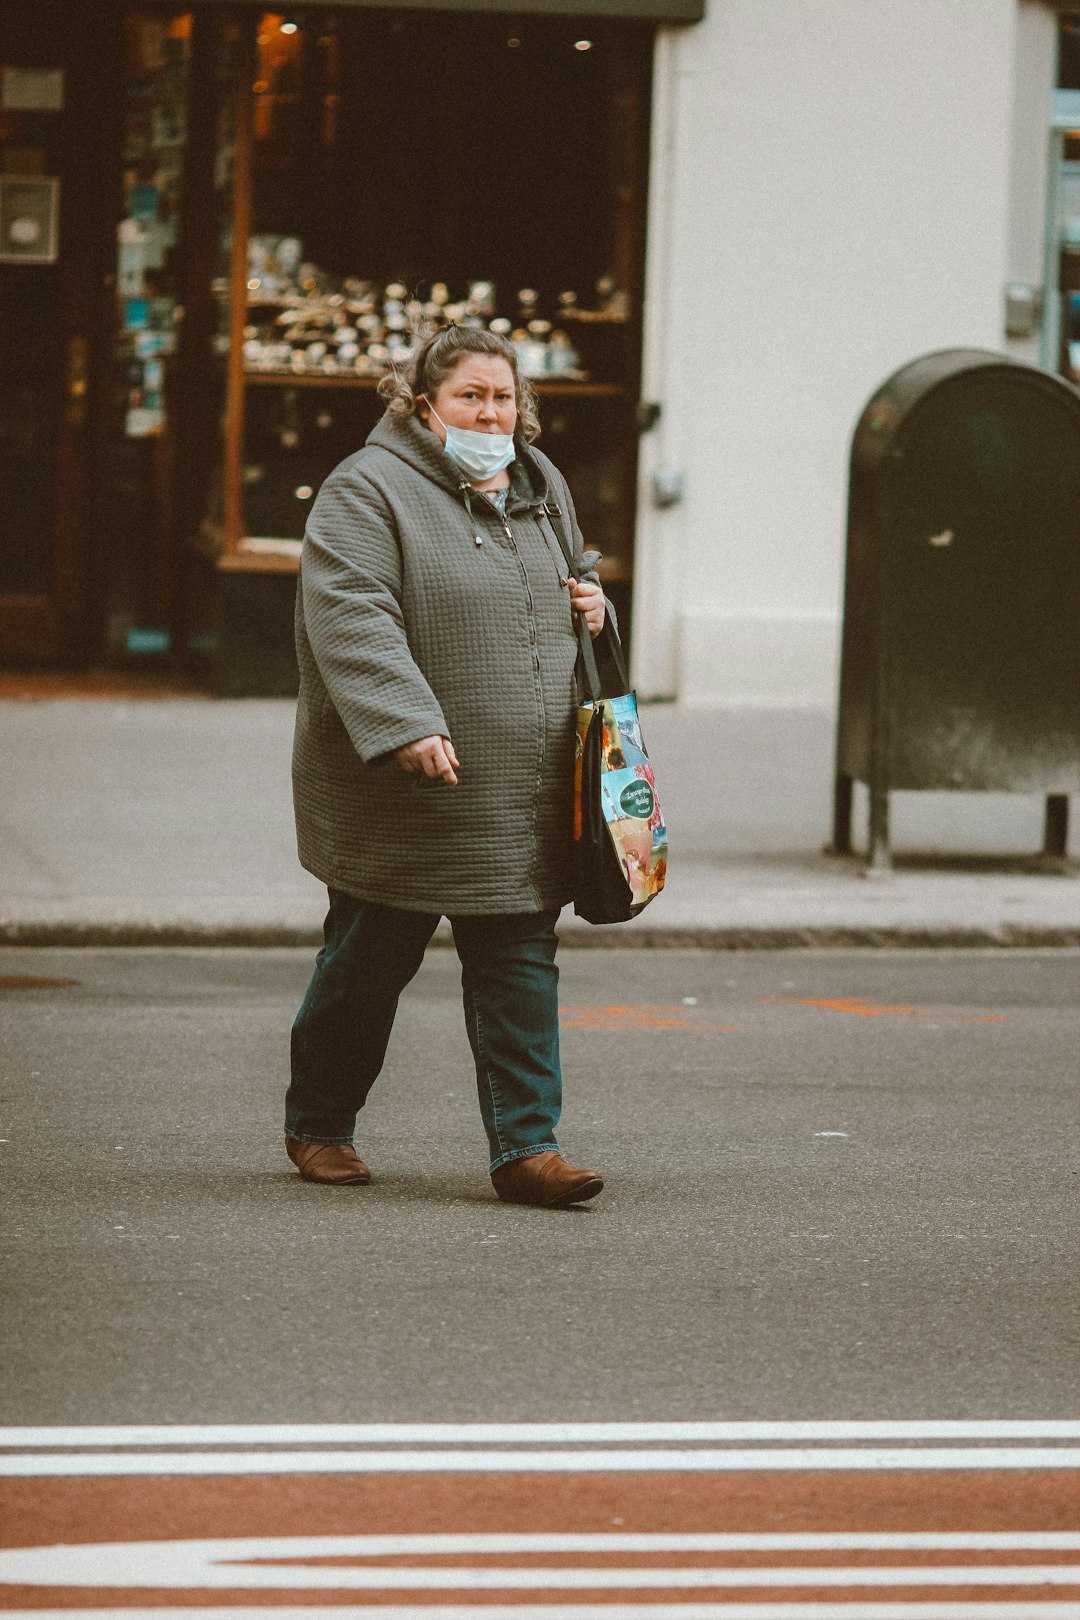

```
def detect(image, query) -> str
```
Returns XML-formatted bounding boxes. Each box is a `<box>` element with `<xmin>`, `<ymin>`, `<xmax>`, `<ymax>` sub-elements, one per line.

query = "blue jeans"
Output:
<box><xmin>286</xmin><ymin>890</ymin><xmax>563</xmax><ymax>1172</ymax></box>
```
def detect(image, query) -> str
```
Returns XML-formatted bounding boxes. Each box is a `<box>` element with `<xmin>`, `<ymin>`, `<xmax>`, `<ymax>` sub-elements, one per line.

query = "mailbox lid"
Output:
<box><xmin>851</xmin><ymin>349</ymin><xmax>1020</xmax><ymax>476</ymax></box>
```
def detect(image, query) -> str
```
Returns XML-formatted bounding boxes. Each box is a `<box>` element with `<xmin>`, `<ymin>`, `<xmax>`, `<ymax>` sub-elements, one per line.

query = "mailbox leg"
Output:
<box><xmin>831</xmin><ymin>772</ymin><xmax>853</xmax><ymax>855</ymax></box>
<box><xmin>867</xmin><ymin>786</ymin><xmax>892</xmax><ymax>873</ymax></box>
<box><xmin>1043</xmin><ymin>794</ymin><xmax>1069</xmax><ymax>859</ymax></box>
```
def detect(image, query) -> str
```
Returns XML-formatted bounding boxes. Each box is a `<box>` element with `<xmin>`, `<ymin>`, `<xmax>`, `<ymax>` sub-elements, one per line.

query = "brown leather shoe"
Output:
<box><xmin>491</xmin><ymin>1150</ymin><xmax>603</xmax><ymax>1208</ymax></box>
<box><xmin>285</xmin><ymin>1136</ymin><xmax>371</xmax><ymax>1185</ymax></box>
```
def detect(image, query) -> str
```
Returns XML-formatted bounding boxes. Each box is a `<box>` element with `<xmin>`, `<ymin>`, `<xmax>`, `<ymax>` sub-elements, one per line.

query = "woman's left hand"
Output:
<box><xmin>567</xmin><ymin>577</ymin><xmax>606</xmax><ymax>638</ymax></box>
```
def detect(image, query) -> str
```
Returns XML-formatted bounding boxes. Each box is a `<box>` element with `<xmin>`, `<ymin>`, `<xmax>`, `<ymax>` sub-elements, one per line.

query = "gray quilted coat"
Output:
<box><xmin>292</xmin><ymin>408</ymin><xmax>592</xmax><ymax>914</ymax></box>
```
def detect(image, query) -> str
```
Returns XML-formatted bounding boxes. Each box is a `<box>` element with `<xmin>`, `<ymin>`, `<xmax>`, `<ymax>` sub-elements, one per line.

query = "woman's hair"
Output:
<box><xmin>378</xmin><ymin>325</ymin><xmax>541</xmax><ymax>442</ymax></box>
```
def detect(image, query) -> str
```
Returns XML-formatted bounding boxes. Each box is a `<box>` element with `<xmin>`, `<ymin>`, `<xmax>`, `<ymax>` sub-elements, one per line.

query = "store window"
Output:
<box><xmin>115</xmin><ymin>12</ymin><xmax>190</xmax><ymax>443</ymax></box>
<box><xmin>102</xmin><ymin>8</ymin><xmax>192</xmax><ymax>659</ymax></box>
<box><xmin>1047</xmin><ymin>12</ymin><xmax>1080</xmax><ymax>384</ymax></box>
<box><xmin>103</xmin><ymin>7</ymin><xmax>252</xmax><ymax>661</ymax></box>
<box><xmin>211</xmin><ymin>7</ymin><xmax>653</xmax><ymax>629</ymax></box>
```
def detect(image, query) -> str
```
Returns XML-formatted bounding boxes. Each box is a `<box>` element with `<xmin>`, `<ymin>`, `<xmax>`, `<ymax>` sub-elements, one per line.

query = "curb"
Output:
<box><xmin>3</xmin><ymin>923</ymin><xmax>1080</xmax><ymax>950</ymax></box>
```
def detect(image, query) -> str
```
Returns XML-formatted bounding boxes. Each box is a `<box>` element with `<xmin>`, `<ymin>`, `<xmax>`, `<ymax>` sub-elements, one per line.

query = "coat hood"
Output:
<box><xmin>365</xmin><ymin>408</ymin><xmax>553</xmax><ymax>515</ymax></box>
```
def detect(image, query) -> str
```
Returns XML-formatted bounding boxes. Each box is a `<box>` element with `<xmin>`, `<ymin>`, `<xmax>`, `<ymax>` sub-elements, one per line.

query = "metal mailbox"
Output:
<box><xmin>832</xmin><ymin>349</ymin><xmax>1080</xmax><ymax>870</ymax></box>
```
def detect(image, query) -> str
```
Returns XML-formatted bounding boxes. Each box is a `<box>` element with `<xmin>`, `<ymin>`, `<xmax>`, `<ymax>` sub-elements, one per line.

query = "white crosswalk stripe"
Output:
<box><xmin>4</xmin><ymin>1445</ymin><xmax>1079</xmax><ymax>1476</ymax></box>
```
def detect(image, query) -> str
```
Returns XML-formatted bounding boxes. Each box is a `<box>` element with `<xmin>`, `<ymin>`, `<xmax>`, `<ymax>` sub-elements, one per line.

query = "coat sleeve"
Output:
<box><xmin>298</xmin><ymin>465</ymin><xmax>449</xmax><ymax>763</ymax></box>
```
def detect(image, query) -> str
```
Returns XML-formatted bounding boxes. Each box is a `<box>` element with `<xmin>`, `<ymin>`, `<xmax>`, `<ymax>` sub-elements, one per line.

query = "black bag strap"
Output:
<box><xmin>541</xmin><ymin>500</ymin><xmax>630</xmax><ymax>702</ymax></box>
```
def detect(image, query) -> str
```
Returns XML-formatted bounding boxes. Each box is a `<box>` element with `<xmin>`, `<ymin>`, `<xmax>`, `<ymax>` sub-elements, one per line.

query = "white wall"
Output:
<box><xmin>634</xmin><ymin>0</ymin><xmax>1020</xmax><ymax>706</ymax></box>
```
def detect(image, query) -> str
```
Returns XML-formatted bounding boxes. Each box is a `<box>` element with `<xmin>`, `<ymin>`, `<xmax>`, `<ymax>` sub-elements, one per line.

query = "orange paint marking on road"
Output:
<box><xmin>12</xmin><ymin>1469</ymin><xmax>1076</xmax><ymax>1548</ymax></box>
<box><xmin>560</xmin><ymin>1006</ymin><xmax>738</xmax><ymax>1033</ymax></box>
<box><xmin>560</xmin><ymin>1005</ymin><xmax>689</xmax><ymax>1029</ymax></box>
<box><xmin>762</xmin><ymin>996</ymin><xmax>1006</xmax><ymax>1024</ymax></box>
<box><xmin>792</xmin><ymin>997</ymin><xmax>921</xmax><ymax>1018</ymax></box>
<box><xmin>940</xmin><ymin>1013</ymin><xmax>1006</xmax><ymax>1023</ymax></box>
<box><xmin>0</xmin><ymin>976</ymin><xmax>79</xmax><ymax>991</ymax></box>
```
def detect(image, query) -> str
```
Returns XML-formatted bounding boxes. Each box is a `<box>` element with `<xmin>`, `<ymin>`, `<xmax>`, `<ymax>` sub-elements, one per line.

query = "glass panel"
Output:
<box><xmin>1052</xmin><ymin>17</ymin><xmax>1080</xmax><ymax>381</ymax></box>
<box><xmin>100</xmin><ymin>10</ymin><xmax>191</xmax><ymax>650</ymax></box>
<box><xmin>233</xmin><ymin>7</ymin><xmax>651</xmax><ymax>576</ymax></box>
<box><xmin>1061</xmin><ymin>137</ymin><xmax>1080</xmax><ymax>383</ymax></box>
<box><xmin>246</xmin><ymin>9</ymin><xmax>640</xmax><ymax>324</ymax></box>
<box><xmin>190</xmin><ymin>13</ymin><xmax>247</xmax><ymax>558</ymax></box>
<box><xmin>114</xmin><ymin>12</ymin><xmax>191</xmax><ymax>437</ymax></box>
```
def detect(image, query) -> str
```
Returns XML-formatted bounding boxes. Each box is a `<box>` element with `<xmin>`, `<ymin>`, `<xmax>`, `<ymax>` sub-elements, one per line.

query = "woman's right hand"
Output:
<box><xmin>394</xmin><ymin>735</ymin><xmax>460</xmax><ymax>785</ymax></box>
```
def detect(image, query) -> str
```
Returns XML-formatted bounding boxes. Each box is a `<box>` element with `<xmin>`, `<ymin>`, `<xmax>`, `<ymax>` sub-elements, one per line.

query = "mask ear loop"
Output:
<box><xmin>417</xmin><ymin>390</ymin><xmax>484</xmax><ymax>547</ymax></box>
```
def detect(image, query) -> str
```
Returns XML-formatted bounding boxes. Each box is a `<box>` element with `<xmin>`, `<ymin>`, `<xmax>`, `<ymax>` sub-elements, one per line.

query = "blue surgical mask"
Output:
<box><xmin>429</xmin><ymin>406</ymin><xmax>516</xmax><ymax>482</ymax></box>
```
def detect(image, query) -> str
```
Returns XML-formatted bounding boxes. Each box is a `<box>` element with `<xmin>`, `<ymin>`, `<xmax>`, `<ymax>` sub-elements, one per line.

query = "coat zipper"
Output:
<box><xmin>495</xmin><ymin>507</ymin><xmax>547</xmax><ymax>900</ymax></box>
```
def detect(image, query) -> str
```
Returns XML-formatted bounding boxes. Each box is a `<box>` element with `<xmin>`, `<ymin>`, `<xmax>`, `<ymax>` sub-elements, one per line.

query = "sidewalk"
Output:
<box><xmin>1</xmin><ymin>696</ymin><xmax>1077</xmax><ymax>947</ymax></box>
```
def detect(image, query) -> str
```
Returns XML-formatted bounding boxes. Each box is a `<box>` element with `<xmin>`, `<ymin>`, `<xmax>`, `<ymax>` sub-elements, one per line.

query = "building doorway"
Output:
<box><xmin>0</xmin><ymin>3</ymin><xmax>119</xmax><ymax>664</ymax></box>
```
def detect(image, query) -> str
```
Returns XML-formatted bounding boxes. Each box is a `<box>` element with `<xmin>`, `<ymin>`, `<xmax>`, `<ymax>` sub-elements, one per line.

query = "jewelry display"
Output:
<box><xmin>239</xmin><ymin>243</ymin><xmax>626</xmax><ymax>381</ymax></box>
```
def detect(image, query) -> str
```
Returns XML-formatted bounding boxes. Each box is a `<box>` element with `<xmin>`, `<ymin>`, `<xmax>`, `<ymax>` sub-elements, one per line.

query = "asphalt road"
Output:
<box><xmin>2</xmin><ymin>946</ymin><xmax>1078</xmax><ymax>1426</ymax></box>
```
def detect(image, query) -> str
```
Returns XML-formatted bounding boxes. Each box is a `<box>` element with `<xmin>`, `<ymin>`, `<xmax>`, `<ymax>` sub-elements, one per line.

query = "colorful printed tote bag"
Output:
<box><xmin>574</xmin><ymin>689</ymin><xmax>668</xmax><ymax>923</ymax></box>
<box><xmin>544</xmin><ymin>502</ymin><xmax>668</xmax><ymax>925</ymax></box>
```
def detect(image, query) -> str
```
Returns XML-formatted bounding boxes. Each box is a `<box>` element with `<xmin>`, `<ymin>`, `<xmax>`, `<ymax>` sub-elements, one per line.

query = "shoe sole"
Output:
<box><xmin>493</xmin><ymin>1176</ymin><xmax>605</xmax><ymax>1208</ymax></box>
<box><xmin>542</xmin><ymin>1176</ymin><xmax>604</xmax><ymax>1208</ymax></box>
<box><xmin>296</xmin><ymin>1172</ymin><xmax>372</xmax><ymax>1185</ymax></box>
<box><xmin>294</xmin><ymin>1166</ymin><xmax>371</xmax><ymax>1185</ymax></box>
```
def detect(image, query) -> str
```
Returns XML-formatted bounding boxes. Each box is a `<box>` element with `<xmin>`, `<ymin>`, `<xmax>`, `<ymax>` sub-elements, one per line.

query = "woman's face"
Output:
<box><xmin>419</xmin><ymin>354</ymin><xmax>517</xmax><ymax>440</ymax></box>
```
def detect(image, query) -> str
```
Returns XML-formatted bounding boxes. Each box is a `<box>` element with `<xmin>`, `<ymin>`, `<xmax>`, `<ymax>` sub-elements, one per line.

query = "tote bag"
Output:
<box><xmin>544</xmin><ymin>502</ymin><xmax>668</xmax><ymax>925</ymax></box>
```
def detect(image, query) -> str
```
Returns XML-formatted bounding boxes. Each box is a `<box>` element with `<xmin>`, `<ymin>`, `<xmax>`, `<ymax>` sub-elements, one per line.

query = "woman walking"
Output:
<box><xmin>286</xmin><ymin>324</ymin><xmax>608</xmax><ymax>1207</ymax></box>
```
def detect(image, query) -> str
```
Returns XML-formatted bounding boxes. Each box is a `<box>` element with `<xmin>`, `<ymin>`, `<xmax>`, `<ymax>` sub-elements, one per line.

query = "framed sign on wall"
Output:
<box><xmin>0</xmin><ymin>176</ymin><xmax>61</xmax><ymax>264</ymax></box>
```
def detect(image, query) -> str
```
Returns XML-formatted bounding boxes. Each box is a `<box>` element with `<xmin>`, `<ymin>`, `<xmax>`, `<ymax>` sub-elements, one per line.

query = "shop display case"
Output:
<box><xmin>206</xmin><ymin>6</ymin><xmax>652</xmax><ymax>667</ymax></box>
<box><xmin>231</xmin><ymin>265</ymin><xmax>630</xmax><ymax>554</ymax></box>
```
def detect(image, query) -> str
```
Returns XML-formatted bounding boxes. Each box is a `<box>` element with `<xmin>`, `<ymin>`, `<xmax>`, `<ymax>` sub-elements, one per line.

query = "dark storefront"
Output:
<box><xmin>0</xmin><ymin>0</ymin><xmax>700</xmax><ymax>690</ymax></box>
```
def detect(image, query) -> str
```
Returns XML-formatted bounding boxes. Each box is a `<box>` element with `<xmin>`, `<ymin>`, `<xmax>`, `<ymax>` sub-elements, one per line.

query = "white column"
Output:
<box><xmin>632</xmin><ymin>26</ymin><xmax>691</xmax><ymax>700</ymax></box>
<box><xmin>634</xmin><ymin>0</ymin><xmax>1019</xmax><ymax>708</ymax></box>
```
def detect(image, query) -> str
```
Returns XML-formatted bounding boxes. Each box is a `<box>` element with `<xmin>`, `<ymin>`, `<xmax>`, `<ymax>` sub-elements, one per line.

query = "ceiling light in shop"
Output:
<box><xmin>506</xmin><ymin>35</ymin><xmax>522</xmax><ymax>48</ymax></box>
<box><xmin>574</xmin><ymin>39</ymin><xmax>593</xmax><ymax>51</ymax></box>
<box><xmin>280</xmin><ymin>19</ymin><xmax>299</xmax><ymax>34</ymax></box>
